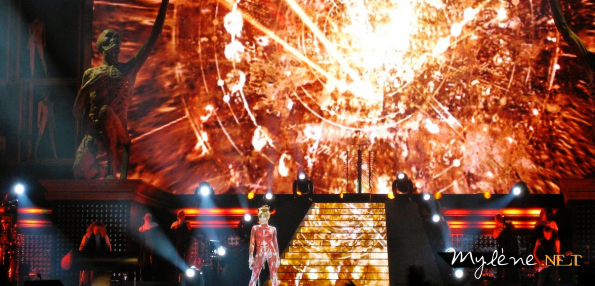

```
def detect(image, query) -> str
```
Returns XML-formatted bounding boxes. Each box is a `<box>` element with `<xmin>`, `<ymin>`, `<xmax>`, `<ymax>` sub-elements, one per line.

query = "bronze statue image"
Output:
<box><xmin>549</xmin><ymin>0</ymin><xmax>595</xmax><ymax>142</ymax></box>
<box><xmin>35</xmin><ymin>92</ymin><xmax>57</xmax><ymax>159</ymax></box>
<box><xmin>73</xmin><ymin>0</ymin><xmax>169</xmax><ymax>179</ymax></box>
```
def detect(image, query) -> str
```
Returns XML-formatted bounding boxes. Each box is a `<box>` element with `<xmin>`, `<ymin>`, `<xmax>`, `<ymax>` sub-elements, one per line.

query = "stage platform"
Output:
<box><xmin>1</xmin><ymin>180</ymin><xmax>592</xmax><ymax>286</ymax></box>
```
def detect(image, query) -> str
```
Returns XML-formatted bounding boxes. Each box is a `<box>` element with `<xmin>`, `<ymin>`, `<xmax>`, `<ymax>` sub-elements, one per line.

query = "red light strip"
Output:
<box><xmin>18</xmin><ymin>208</ymin><xmax>53</xmax><ymax>214</ymax></box>
<box><xmin>17</xmin><ymin>219</ymin><xmax>52</xmax><ymax>228</ymax></box>
<box><xmin>444</xmin><ymin>208</ymin><xmax>542</xmax><ymax>217</ymax></box>
<box><xmin>447</xmin><ymin>220</ymin><xmax>536</xmax><ymax>229</ymax></box>
<box><xmin>188</xmin><ymin>220</ymin><xmax>241</xmax><ymax>229</ymax></box>
<box><xmin>176</xmin><ymin>208</ymin><xmax>275</xmax><ymax>217</ymax></box>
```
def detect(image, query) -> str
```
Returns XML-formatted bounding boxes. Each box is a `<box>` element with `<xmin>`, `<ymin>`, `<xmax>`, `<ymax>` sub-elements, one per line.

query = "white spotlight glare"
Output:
<box><xmin>14</xmin><ymin>184</ymin><xmax>25</xmax><ymax>195</ymax></box>
<box><xmin>185</xmin><ymin>268</ymin><xmax>196</xmax><ymax>278</ymax></box>
<box><xmin>397</xmin><ymin>172</ymin><xmax>406</xmax><ymax>180</ymax></box>
<box><xmin>243</xmin><ymin>213</ymin><xmax>252</xmax><ymax>222</ymax></box>
<box><xmin>217</xmin><ymin>246</ymin><xmax>226</xmax><ymax>256</ymax></box>
<box><xmin>454</xmin><ymin>269</ymin><xmax>464</xmax><ymax>279</ymax></box>
<box><xmin>423</xmin><ymin>193</ymin><xmax>431</xmax><ymax>201</ymax></box>
<box><xmin>432</xmin><ymin>214</ymin><xmax>440</xmax><ymax>223</ymax></box>
<box><xmin>298</xmin><ymin>173</ymin><xmax>306</xmax><ymax>180</ymax></box>
<box><xmin>512</xmin><ymin>186</ymin><xmax>521</xmax><ymax>196</ymax></box>
<box><xmin>265</xmin><ymin>192</ymin><xmax>273</xmax><ymax>200</ymax></box>
<box><xmin>200</xmin><ymin>186</ymin><xmax>211</xmax><ymax>196</ymax></box>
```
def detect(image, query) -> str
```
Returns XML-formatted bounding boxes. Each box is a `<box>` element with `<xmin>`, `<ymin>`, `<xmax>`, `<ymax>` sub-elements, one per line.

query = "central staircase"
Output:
<box><xmin>277</xmin><ymin>203</ymin><xmax>389</xmax><ymax>286</ymax></box>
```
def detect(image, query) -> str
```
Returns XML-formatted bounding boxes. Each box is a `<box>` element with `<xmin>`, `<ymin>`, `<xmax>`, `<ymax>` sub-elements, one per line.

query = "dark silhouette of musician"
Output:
<box><xmin>534</xmin><ymin>226</ymin><xmax>561</xmax><ymax>286</ymax></box>
<box><xmin>171</xmin><ymin>210</ymin><xmax>191</xmax><ymax>280</ymax></box>
<box><xmin>493</xmin><ymin>214</ymin><xmax>520</xmax><ymax>285</ymax></box>
<box><xmin>139</xmin><ymin>213</ymin><xmax>158</xmax><ymax>281</ymax></box>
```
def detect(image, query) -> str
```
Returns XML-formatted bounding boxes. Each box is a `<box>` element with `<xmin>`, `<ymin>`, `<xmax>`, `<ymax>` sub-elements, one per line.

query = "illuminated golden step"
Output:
<box><xmin>297</xmin><ymin>226</ymin><xmax>386</xmax><ymax>234</ymax></box>
<box><xmin>305</xmin><ymin>214</ymin><xmax>386</xmax><ymax>221</ymax></box>
<box><xmin>287</xmin><ymin>245</ymin><xmax>386</xmax><ymax>253</ymax></box>
<box><xmin>279</xmin><ymin>279</ymin><xmax>390</xmax><ymax>286</ymax></box>
<box><xmin>280</xmin><ymin>203</ymin><xmax>389</xmax><ymax>285</ymax></box>
<box><xmin>301</xmin><ymin>220</ymin><xmax>386</xmax><ymax>227</ymax></box>
<box><xmin>290</xmin><ymin>239</ymin><xmax>387</xmax><ymax>247</ymax></box>
<box><xmin>314</xmin><ymin>203</ymin><xmax>385</xmax><ymax>209</ymax></box>
<box><xmin>294</xmin><ymin>232</ymin><xmax>387</xmax><ymax>240</ymax></box>
<box><xmin>308</xmin><ymin>208</ymin><xmax>386</xmax><ymax>215</ymax></box>
<box><xmin>278</xmin><ymin>265</ymin><xmax>389</xmax><ymax>273</ymax></box>
<box><xmin>280</xmin><ymin>259</ymin><xmax>388</xmax><ymax>266</ymax></box>
<box><xmin>283</xmin><ymin>252</ymin><xmax>387</xmax><ymax>260</ymax></box>
<box><xmin>278</xmin><ymin>272</ymin><xmax>389</xmax><ymax>280</ymax></box>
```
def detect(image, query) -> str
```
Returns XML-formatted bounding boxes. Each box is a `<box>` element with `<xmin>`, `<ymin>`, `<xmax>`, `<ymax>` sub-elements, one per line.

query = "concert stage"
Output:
<box><xmin>0</xmin><ymin>179</ymin><xmax>592</xmax><ymax>286</ymax></box>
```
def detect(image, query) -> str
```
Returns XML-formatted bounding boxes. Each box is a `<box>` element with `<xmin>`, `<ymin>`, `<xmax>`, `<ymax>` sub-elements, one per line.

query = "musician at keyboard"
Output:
<box><xmin>78</xmin><ymin>221</ymin><xmax>112</xmax><ymax>286</ymax></box>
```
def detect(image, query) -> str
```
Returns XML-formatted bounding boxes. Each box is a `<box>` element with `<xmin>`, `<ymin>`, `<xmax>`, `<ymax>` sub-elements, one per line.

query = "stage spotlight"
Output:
<box><xmin>510</xmin><ymin>181</ymin><xmax>528</xmax><ymax>196</ymax></box>
<box><xmin>393</xmin><ymin>172</ymin><xmax>413</xmax><ymax>194</ymax></box>
<box><xmin>243</xmin><ymin>213</ymin><xmax>252</xmax><ymax>222</ymax></box>
<box><xmin>432</xmin><ymin>214</ymin><xmax>440</xmax><ymax>223</ymax></box>
<box><xmin>387</xmin><ymin>191</ymin><xmax>395</xmax><ymax>200</ymax></box>
<box><xmin>454</xmin><ymin>269</ymin><xmax>464</xmax><ymax>279</ymax></box>
<box><xmin>293</xmin><ymin>173</ymin><xmax>313</xmax><ymax>196</ymax></box>
<box><xmin>14</xmin><ymin>183</ymin><xmax>25</xmax><ymax>195</ymax></box>
<box><xmin>265</xmin><ymin>191</ymin><xmax>273</xmax><ymax>200</ymax></box>
<box><xmin>423</xmin><ymin>193</ymin><xmax>431</xmax><ymax>201</ymax></box>
<box><xmin>434</xmin><ymin>192</ymin><xmax>443</xmax><ymax>200</ymax></box>
<box><xmin>217</xmin><ymin>246</ymin><xmax>226</xmax><ymax>256</ymax></box>
<box><xmin>186</xmin><ymin>267</ymin><xmax>196</xmax><ymax>278</ymax></box>
<box><xmin>196</xmin><ymin>182</ymin><xmax>212</xmax><ymax>197</ymax></box>
<box><xmin>483</xmin><ymin>191</ymin><xmax>491</xmax><ymax>199</ymax></box>
<box><xmin>247</xmin><ymin>191</ymin><xmax>255</xmax><ymax>200</ymax></box>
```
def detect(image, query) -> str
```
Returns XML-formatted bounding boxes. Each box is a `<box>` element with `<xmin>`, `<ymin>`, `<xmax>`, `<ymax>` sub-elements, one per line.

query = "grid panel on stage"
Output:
<box><xmin>18</xmin><ymin>234</ymin><xmax>53</xmax><ymax>279</ymax></box>
<box><xmin>51</xmin><ymin>201</ymin><xmax>130</xmax><ymax>284</ymax></box>
<box><xmin>574</xmin><ymin>202</ymin><xmax>595</xmax><ymax>284</ymax></box>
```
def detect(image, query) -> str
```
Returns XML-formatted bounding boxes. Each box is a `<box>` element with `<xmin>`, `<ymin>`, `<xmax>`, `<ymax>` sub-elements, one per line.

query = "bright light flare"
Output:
<box><xmin>423</xmin><ymin>193</ymin><xmax>431</xmax><ymax>201</ymax></box>
<box><xmin>217</xmin><ymin>246</ymin><xmax>226</xmax><ymax>256</ymax></box>
<box><xmin>454</xmin><ymin>269</ymin><xmax>464</xmax><ymax>279</ymax></box>
<box><xmin>243</xmin><ymin>213</ymin><xmax>252</xmax><ymax>222</ymax></box>
<box><xmin>265</xmin><ymin>192</ymin><xmax>273</xmax><ymax>200</ymax></box>
<box><xmin>432</xmin><ymin>214</ymin><xmax>441</xmax><ymax>223</ymax></box>
<box><xmin>185</xmin><ymin>268</ymin><xmax>196</xmax><ymax>278</ymax></box>
<box><xmin>14</xmin><ymin>184</ymin><xmax>25</xmax><ymax>195</ymax></box>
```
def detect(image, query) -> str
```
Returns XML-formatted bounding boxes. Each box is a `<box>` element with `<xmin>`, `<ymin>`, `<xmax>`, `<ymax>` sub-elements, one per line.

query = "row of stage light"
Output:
<box><xmin>194</xmin><ymin>171</ymin><xmax>530</xmax><ymax>200</ymax></box>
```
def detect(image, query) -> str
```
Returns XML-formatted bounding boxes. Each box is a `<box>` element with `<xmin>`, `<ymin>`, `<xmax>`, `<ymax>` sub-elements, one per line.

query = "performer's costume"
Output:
<box><xmin>249</xmin><ymin>206</ymin><xmax>279</xmax><ymax>286</ymax></box>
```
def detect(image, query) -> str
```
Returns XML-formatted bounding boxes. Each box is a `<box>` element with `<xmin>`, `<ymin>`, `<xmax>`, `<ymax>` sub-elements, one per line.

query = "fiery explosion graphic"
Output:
<box><xmin>92</xmin><ymin>0</ymin><xmax>595</xmax><ymax>194</ymax></box>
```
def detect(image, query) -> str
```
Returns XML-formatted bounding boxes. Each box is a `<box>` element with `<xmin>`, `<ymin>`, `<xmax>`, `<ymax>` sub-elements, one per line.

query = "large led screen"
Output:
<box><xmin>92</xmin><ymin>0</ymin><xmax>595</xmax><ymax>194</ymax></box>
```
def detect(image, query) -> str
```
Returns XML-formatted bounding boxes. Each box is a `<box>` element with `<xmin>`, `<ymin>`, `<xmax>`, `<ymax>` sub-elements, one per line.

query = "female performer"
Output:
<box><xmin>248</xmin><ymin>205</ymin><xmax>279</xmax><ymax>286</ymax></box>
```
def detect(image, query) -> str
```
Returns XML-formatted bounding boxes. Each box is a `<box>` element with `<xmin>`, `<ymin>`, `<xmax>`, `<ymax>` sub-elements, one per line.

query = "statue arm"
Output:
<box><xmin>549</xmin><ymin>0</ymin><xmax>591</xmax><ymax>60</ymax></box>
<box><xmin>128</xmin><ymin>0</ymin><xmax>169</xmax><ymax>71</ymax></box>
<box><xmin>73</xmin><ymin>70</ymin><xmax>92</xmax><ymax>119</ymax></box>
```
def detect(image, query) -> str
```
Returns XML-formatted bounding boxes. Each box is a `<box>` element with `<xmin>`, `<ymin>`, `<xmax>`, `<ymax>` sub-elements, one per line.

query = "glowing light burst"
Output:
<box><xmin>92</xmin><ymin>0</ymin><xmax>595</xmax><ymax>194</ymax></box>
